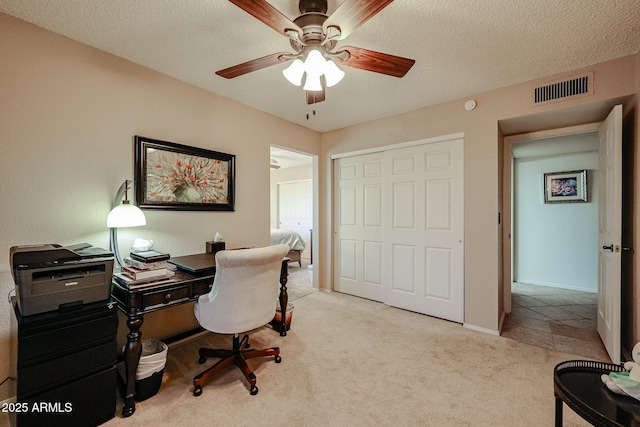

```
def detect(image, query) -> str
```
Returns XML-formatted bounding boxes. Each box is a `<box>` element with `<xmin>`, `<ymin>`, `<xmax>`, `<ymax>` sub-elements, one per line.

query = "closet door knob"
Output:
<box><xmin>602</xmin><ymin>245</ymin><xmax>614</xmax><ymax>252</ymax></box>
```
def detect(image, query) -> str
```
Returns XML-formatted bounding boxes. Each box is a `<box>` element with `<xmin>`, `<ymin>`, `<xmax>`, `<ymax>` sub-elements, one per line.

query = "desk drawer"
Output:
<box><xmin>19</xmin><ymin>311</ymin><xmax>117</xmax><ymax>366</ymax></box>
<box><xmin>193</xmin><ymin>280</ymin><xmax>213</xmax><ymax>298</ymax></box>
<box><xmin>18</xmin><ymin>338</ymin><xmax>116</xmax><ymax>397</ymax></box>
<box><xmin>142</xmin><ymin>287</ymin><xmax>189</xmax><ymax>309</ymax></box>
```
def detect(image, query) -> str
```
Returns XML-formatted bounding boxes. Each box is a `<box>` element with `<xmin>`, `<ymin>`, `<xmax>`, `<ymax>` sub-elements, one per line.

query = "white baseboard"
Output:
<box><xmin>166</xmin><ymin>329</ymin><xmax>209</xmax><ymax>348</ymax></box>
<box><xmin>498</xmin><ymin>311</ymin><xmax>506</xmax><ymax>335</ymax></box>
<box><xmin>463</xmin><ymin>323</ymin><xmax>500</xmax><ymax>336</ymax></box>
<box><xmin>514</xmin><ymin>280</ymin><xmax>596</xmax><ymax>294</ymax></box>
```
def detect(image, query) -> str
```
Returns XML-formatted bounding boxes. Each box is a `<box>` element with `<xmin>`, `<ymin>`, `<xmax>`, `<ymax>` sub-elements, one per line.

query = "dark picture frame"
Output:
<box><xmin>134</xmin><ymin>135</ymin><xmax>235</xmax><ymax>211</ymax></box>
<box><xmin>543</xmin><ymin>169</ymin><xmax>587</xmax><ymax>204</ymax></box>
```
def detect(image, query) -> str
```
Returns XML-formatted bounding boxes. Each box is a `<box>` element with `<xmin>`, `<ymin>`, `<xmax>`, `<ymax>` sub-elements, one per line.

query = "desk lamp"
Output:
<box><xmin>107</xmin><ymin>180</ymin><xmax>146</xmax><ymax>267</ymax></box>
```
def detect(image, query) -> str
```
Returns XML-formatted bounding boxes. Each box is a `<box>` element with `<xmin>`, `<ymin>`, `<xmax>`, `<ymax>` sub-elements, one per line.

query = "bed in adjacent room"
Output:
<box><xmin>270</xmin><ymin>228</ymin><xmax>306</xmax><ymax>266</ymax></box>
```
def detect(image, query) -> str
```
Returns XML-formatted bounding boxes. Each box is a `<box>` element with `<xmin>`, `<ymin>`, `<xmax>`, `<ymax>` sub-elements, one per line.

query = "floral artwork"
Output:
<box><xmin>146</xmin><ymin>150</ymin><xmax>228</xmax><ymax>204</ymax></box>
<box><xmin>543</xmin><ymin>170</ymin><xmax>587</xmax><ymax>203</ymax></box>
<box><xmin>134</xmin><ymin>136</ymin><xmax>235</xmax><ymax>211</ymax></box>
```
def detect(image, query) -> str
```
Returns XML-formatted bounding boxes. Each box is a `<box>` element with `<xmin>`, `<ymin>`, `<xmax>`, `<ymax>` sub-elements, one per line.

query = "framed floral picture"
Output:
<box><xmin>543</xmin><ymin>169</ymin><xmax>587</xmax><ymax>204</ymax></box>
<box><xmin>134</xmin><ymin>135</ymin><xmax>235</xmax><ymax>211</ymax></box>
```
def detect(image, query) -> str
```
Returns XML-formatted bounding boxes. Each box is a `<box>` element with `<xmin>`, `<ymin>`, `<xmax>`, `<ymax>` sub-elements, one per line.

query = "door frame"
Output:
<box><xmin>270</xmin><ymin>145</ymin><xmax>319</xmax><ymax>287</ymax></box>
<box><xmin>502</xmin><ymin>122</ymin><xmax>601</xmax><ymax>322</ymax></box>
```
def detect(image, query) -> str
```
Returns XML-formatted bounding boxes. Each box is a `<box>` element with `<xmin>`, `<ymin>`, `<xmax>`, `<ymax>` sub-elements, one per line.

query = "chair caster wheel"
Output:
<box><xmin>194</xmin><ymin>385</ymin><xmax>202</xmax><ymax>396</ymax></box>
<box><xmin>199</xmin><ymin>356</ymin><xmax>206</xmax><ymax>364</ymax></box>
<box><xmin>250</xmin><ymin>385</ymin><xmax>258</xmax><ymax>395</ymax></box>
<box><xmin>275</xmin><ymin>355</ymin><xmax>282</xmax><ymax>363</ymax></box>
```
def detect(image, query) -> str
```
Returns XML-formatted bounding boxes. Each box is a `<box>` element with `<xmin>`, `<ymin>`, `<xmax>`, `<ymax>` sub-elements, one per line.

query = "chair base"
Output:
<box><xmin>193</xmin><ymin>333</ymin><xmax>280</xmax><ymax>396</ymax></box>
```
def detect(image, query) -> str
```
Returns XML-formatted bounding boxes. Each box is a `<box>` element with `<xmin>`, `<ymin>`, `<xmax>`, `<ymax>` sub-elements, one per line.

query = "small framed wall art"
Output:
<box><xmin>134</xmin><ymin>135</ymin><xmax>235</xmax><ymax>211</ymax></box>
<box><xmin>543</xmin><ymin>169</ymin><xmax>587</xmax><ymax>204</ymax></box>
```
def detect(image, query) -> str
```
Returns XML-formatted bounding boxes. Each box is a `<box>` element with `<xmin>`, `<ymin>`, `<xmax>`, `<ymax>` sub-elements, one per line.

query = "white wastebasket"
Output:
<box><xmin>135</xmin><ymin>338</ymin><xmax>167</xmax><ymax>401</ymax></box>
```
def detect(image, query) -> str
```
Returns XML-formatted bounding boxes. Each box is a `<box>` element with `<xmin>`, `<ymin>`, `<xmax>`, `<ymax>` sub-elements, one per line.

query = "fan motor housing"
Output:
<box><xmin>293</xmin><ymin>13</ymin><xmax>328</xmax><ymax>43</ymax></box>
<box><xmin>299</xmin><ymin>0</ymin><xmax>328</xmax><ymax>14</ymax></box>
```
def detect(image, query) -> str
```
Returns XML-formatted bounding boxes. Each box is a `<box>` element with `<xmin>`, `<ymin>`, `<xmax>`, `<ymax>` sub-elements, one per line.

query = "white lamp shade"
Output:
<box><xmin>304</xmin><ymin>49</ymin><xmax>326</xmax><ymax>76</ymax></box>
<box><xmin>303</xmin><ymin>73</ymin><xmax>323</xmax><ymax>91</ymax></box>
<box><xmin>324</xmin><ymin>60</ymin><xmax>345</xmax><ymax>87</ymax></box>
<box><xmin>107</xmin><ymin>203</ymin><xmax>146</xmax><ymax>228</ymax></box>
<box><xmin>282</xmin><ymin>59</ymin><xmax>305</xmax><ymax>86</ymax></box>
<box><xmin>283</xmin><ymin>49</ymin><xmax>345</xmax><ymax>91</ymax></box>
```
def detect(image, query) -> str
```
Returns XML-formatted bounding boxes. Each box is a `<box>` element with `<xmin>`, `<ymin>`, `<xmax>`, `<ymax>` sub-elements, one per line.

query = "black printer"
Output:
<box><xmin>10</xmin><ymin>243</ymin><xmax>114</xmax><ymax>316</ymax></box>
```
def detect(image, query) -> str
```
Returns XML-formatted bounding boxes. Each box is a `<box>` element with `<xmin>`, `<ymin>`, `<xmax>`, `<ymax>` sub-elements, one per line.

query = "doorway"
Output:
<box><xmin>270</xmin><ymin>145</ymin><xmax>317</xmax><ymax>292</ymax></box>
<box><xmin>502</xmin><ymin>125</ymin><xmax>609</xmax><ymax>360</ymax></box>
<box><xmin>504</xmin><ymin>105</ymin><xmax>623</xmax><ymax>363</ymax></box>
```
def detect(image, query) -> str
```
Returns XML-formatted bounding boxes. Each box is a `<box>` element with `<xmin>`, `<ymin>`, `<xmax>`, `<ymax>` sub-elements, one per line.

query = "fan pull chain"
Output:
<box><xmin>306</xmin><ymin>110</ymin><xmax>316</xmax><ymax>120</ymax></box>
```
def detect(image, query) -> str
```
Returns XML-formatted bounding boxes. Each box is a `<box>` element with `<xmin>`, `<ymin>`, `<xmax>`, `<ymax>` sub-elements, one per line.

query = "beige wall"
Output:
<box><xmin>319</xmin><ymin>54</ymin><xmax>638</xmax><ymax>334</ymax></box>
<box><xmin>0</xmin><ymin>14</ymin><xmax>320</xmax><ymax>400</ymax></box>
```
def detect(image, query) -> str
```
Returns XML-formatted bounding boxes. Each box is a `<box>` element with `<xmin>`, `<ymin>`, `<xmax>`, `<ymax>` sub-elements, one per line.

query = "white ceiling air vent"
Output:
<box><xmin>532</xmin><ymin>71</ymin><xmax>593</xmax><ymax>105</ymax></box>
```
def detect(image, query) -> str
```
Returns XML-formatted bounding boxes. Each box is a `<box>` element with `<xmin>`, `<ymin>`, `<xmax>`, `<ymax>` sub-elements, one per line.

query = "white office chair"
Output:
<box><xmin>192</xmin><ymin>244</ymin><xmax>290</xmax><ymax>396</ymax></box>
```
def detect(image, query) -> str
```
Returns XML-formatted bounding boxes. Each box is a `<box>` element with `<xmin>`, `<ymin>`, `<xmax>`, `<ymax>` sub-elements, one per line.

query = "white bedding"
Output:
<box><xmin>270</xmin><ymin>228</ymin><xmax>306</xmax><ymax>251</ymax></box>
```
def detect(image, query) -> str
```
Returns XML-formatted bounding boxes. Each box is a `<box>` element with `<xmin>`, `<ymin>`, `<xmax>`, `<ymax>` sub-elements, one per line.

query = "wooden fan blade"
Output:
<box><xmin>216</xmin><ymin>52</ymin><xmax>290</xmax><ymax>79</ymax></box>
<box><xmin>229</xmin><ymin>0</ymin><xmax>302</xmax><ymax>37</ymax></box>
<box><xmin>324</xmin><ymin>0</ymin><xmax>395</xmax><ymax>40</ymax></box>
<box><xmin>337</xmin><ymin>46</ymin><xmax>415</xmax><ymax>78</ymax></box>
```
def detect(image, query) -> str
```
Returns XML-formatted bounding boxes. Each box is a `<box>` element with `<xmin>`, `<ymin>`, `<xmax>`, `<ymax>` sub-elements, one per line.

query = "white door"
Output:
<box><xmin>597</xmin><ymin>104</ymin><xmax>623</xmax><ymax>364</ymax></box>
<box><xmin>334</xmin><ymin>137</ymin><xmax>464</xmax><ymax>322</ymax></box>
<box><xmin>334</xmin><ymin>152</ymin><xmax>386</xmax><ymax>301</ymax></box>
<box><xmin>383</xmin><ymin>140</ymin><xmax>464</xmax><ymax>322</ymax></box>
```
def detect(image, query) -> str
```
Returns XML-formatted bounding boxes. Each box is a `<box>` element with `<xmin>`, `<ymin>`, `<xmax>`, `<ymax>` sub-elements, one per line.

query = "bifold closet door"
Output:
<box><xmin>334</xmin><ymin>151</ymin><xmax>386</xmax><ymax>302</ymax></box>
<box><xmin>334</xmin><ymin>137</ymin><xmax>464</xmax><ymax>323</ymax></box>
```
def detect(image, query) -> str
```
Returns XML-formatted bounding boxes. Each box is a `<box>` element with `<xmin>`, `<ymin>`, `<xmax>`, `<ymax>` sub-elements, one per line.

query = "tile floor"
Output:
<box><xmin>502</xmin><ymin>282</ymin><xmax>611</xmax><ymax>362</ymax></box>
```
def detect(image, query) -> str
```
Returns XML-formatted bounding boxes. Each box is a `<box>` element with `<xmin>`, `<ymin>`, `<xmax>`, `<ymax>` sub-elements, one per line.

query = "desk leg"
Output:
<box><xmin>278</xmin><ymin>260</ymin><xmax>289</xmax><ymax>337</ymax></box>
<box><xmin>122</xmin><ymin>314</ymin><xmax>143</xmax><ymax>417</ymax></box>
<box><xmin>555</xmin><ymin>396</ymin><xmax>563</xmax><ymax>427</ymax></box>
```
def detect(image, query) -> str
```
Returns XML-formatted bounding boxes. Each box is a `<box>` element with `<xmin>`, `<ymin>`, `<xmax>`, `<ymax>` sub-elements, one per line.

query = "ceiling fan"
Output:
<box><xmin>216</xmin><ymin>0</ymin><xmax>415</xmax><ymax>105</ymax></box>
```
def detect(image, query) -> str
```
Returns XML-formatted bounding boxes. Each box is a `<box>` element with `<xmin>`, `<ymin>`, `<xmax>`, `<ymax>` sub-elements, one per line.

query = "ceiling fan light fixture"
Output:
<box><xmin>324</xmin><ymin>60</ymin><xmax>345</xmax><ymax>87</ymax></box>
<box><xmin>218</xmin><ymin>1</ymin><xmax>416</xmax><ymax>105</ymax></box>
<box><xmin>291</xmin><ymin>48</ymin><xmax>345</xmax><ymax>92</ymax></box>
<box><xmin>283</xmin><ymin>59</ymin><xmax>305</xmax><ymax>86</ymax></box>
<box><xmin>303</xmin><ymin>73</ymin><xmax>323</xmax><ymax>91</ymax></box>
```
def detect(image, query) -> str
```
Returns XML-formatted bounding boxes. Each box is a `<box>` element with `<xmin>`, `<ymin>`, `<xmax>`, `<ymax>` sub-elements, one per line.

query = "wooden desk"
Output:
<box><xmin>110</xmin><ymin>258</ymin><xmax>289</xmax><ymax>417</ymax></box>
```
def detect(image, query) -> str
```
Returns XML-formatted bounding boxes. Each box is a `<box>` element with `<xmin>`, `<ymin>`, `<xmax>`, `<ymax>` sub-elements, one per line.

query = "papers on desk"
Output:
<box><xmin>122</xmin><ymin>265</ymin><xmax>170</xmax><ymax>280</ymax></box>
<box><xmin>116</xmin><ymin>254</ymin><xmax>176</xmax><ymax>289</ymax></box>
<box><xmin>113</xmin><ymin>270</ymin><xmax>176</xmax><ymax>289</ymax></box>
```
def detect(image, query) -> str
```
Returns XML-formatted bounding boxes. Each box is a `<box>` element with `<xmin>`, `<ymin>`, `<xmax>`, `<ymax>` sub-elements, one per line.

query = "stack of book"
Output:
<box><xmin>114</xmin><ymin>250</ymin><xmax>175</xmax><ymax>288</ymax></box>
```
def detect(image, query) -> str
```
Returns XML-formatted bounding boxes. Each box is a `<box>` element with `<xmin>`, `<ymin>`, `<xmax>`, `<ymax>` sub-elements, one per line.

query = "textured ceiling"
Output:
<box><xmin>1</xmin><ymin>0</ymin><xmax>639</xmax><ymax>133</ymax></box>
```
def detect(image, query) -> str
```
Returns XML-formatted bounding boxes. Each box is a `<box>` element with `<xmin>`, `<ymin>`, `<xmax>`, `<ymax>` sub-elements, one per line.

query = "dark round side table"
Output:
<box><xmin>554</xmin><ymin>360</ymin><xmax>640</xmax><ymax>426</ymax></box>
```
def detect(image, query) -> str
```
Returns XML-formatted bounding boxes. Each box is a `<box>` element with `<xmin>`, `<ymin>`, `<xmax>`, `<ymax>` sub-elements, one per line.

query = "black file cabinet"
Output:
<box><xmin>11</xmin><ymin>297</ymin><xmax>118</xmax><ymax>427</ymax></box>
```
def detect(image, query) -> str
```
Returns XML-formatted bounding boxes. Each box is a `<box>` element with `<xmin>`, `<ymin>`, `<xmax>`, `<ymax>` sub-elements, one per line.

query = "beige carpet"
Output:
<box><xmin>102</xmin><ymin>290</ymin><xmax>596</xmax><ymax>426</ymax></box>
